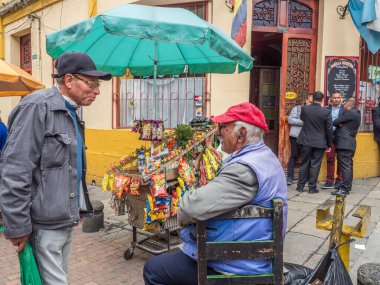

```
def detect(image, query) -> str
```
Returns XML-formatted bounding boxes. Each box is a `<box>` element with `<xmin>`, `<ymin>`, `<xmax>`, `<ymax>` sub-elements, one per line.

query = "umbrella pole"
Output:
<box><xmin>151</xmin><ymin>40</ymin><xmax>158</xmax><ymax>156</ymax></box>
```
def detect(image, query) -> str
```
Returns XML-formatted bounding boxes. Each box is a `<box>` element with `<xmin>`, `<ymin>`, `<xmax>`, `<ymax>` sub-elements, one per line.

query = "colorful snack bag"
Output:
<box><xmin>108</xmin><ymin>174</ymin><xmax>115</xmax><ymax>192</ymax></box>
<box><xmin>199</xmin><ymin>159</ymin><xmax>207</xmax><ymax>186</ymax></box>
<box><xmin>178</xmin><ymin>157</ymin><xmax>197</xmax><ymax>187</ymax></box>
<box><xmin>129</xmin><ymin>178</ymin><xmax>141</xmax><ymax>196</ymax></box>
<box><xmin>171</xmin><ymin>189</ymin><xmax>179</xmax><ymax>216</ymax></box>
<box><xmin>202</xmin><ymin>154</ymin><xmax>215</xmax><ymax>180</ymax></box>
<box><xmin>113</xmin><ymin>175</ymin><xmax>128</xmax><ymax>198</ymax></box>
<box><xmin>207</xmin><ymin>144</ymin><xmax>222</xmax><ymax>163</ymax></box>
<box><xmin>205</xmin><ymin>147</ymin><xmax>220</xmax><ymax>172</ymax></box>
<box><xmin>143</xmin><ymin>208</ymin><xmax>159</xmax><ymax>231</ymax></box>
<box><xmin>149</xmin><ymin>173</ymin><xmax>168</xmax><ymax>198</ymax></box>
<box><xmin>141</xmin><ymin>120</ymin><xmax>152</xmax><ymax>140</ymax></box>
<box><xmin>101</xmin><ymin>174</ymin><xmax>109</xmax><ymax>191</ymax></box>
<box><xmin>123</xmin><ymin>176</ymin><xmax>132</xmax><ymax>194</ymax></box>
<box><xmin>150</xmin><ymin>210</ymin><xmax>165</xmax><ymax>222</ymax></box>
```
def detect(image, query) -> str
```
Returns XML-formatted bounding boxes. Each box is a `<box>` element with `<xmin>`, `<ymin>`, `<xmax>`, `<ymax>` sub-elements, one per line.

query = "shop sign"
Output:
<box><xmin>324</xmin><ymin>56</ymin><xmax>360</xmax><ymax>105</ymax></box>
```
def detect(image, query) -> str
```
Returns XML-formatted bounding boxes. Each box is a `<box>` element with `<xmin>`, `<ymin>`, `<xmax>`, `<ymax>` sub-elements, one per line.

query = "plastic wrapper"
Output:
<box><xmin>199</xmin><ymin>159</ymin><xmax>207</xmax><ymax>186</ymax></box>
<box><xmin>202</xmin><ymin>154</ymin><xmax>215</xmax><ymax>180</ymax></box>
<box><xmin>178</xmin><ymin>157</ymin><xmax>196</xmax><ymax>186</ymax></box>
<box><xmin>208</xmin><ymin>144</ymin><xmax>222</xmax><ymax>163</ymax></box>
<box><xmin>113</xmin><ymin>175</ymin><xmax>129</xmax><ymax>198</ymax></box>
<box><xmin>149</xmin><ymin>173</ymin><xmax>168</xmax><ymax>198</ymax></box>
<box><xmin>140</xmin><ymin>120</ymin><xmax>152</xmax><ymax>140</ymax></box>
<box><xmin>129</xmin><ymin>178</ymin><xmax>141</xmax><ymax>196</ymax></box>
<box><xmin>108</xmin><ymin>174</ymin><xmax>115</xmax><ymax>191</ymax></box>
<box><xmin>205</xmin><ymin>147</ymin><xmax>219</xmax><ymax>172</ymax></box>
<box><xmin>101</xmin><ymin>174</ymin><xmax>109</xmax><ymax>191</ymax></box>
<box><xmin>152</xmin><ymin>120</ymin><xmax>164</xmax><ymax>141</ymax></box>
<box><xmin>170</xmin><ymin>189</ymin><xmax>179</xmax><ymax>216</ymax></box>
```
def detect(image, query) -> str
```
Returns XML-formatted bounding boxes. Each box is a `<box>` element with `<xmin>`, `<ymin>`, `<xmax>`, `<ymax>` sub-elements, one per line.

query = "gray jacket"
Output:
<box><xmin>178</xmin><ymin>163</ymin><xmax>258</xmax><ymax>225</ymax></box>
<box><xmin>288</xmin><ymin>105</ymin><xmax>303</xmax><ymax>138</ymax></box>
<box><xmin>0</xmin><ymin>87</ymin><xmax>92</xmax><ymax>238</ymax></box>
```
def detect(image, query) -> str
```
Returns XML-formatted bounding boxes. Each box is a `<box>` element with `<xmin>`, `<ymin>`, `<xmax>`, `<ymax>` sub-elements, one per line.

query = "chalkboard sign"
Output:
<box><xmin>324</xmin><ymin>56</ymin><xmax>359</xmax><ymax>105</ymax></box>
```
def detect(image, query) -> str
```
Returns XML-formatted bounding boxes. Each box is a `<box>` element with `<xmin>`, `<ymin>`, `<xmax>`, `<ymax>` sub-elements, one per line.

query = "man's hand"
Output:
<box><xmin>325</xmin><ymin>147</ymin><xmax>331</xmax><ymax>153</ymax></box>
<box><xmin>8</xmin><ymin>234</ymin><xmax>30</xmax><ymax>253</ymax></box>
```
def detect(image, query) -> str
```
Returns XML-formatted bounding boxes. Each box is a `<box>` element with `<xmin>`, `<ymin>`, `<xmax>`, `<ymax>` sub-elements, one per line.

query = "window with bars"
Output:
<box><xmin>358</xmin><ymin>39</ymin><xmax>380</xmax><ymax>132</ymax></box>
<box><xmin>115</xmin><ymin>2</ymin><xmax>208</xmax><ymax>129</ymax></box>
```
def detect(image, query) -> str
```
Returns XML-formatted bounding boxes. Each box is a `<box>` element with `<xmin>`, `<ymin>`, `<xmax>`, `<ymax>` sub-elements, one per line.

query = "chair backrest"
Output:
<box><xmin>196</xmin><ymin>198</ymin><xmax>284</xmax><ymax>285</ymax></box>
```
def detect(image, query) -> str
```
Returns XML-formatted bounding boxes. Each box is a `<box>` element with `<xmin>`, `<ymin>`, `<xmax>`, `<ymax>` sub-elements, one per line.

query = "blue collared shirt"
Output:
<box><xmin>331</xmin><ymin>105</ymin><xmax>341</xmax><ymax>131</ymax></box>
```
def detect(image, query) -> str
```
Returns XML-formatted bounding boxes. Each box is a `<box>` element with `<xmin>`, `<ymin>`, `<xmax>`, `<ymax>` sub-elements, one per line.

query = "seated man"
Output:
<box><xmin>143</xmin><ymin>102</ymin><xmax>288</xmax><ymax>285</ymax></box>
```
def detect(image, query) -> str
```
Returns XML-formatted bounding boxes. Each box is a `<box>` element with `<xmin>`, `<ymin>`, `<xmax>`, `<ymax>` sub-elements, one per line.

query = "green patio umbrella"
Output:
<box><xmin>0</xmin><ymin>226</ymin><xmax>42</xmax><ymax>285</ymax></box>
<box><xmin>46</xmin><ymin>3</ymin><xmax>253</xmax><ymax>124</ymax></box>
<box><xmin>46</xmin><ymin>4</ymin><xmax>253</xmax><ymax>77</ymax></box>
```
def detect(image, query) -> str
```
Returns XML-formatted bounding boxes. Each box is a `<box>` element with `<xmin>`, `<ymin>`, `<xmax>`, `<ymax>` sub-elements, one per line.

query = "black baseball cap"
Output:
<box><xmin>52</xmin><ymin>52</ymin><xmax>112</xmax><ymax>80</ymax></box>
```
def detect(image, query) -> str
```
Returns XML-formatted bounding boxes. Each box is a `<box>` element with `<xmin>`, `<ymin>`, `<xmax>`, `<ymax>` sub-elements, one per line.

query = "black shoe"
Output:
<box><xmin>321</xmin><ymin>182</ymin><xmax>334</xmax><ymax>189</ymax></box>
<box><xmin>308</xmin><ymin>188</ymin><xmax>319</xmax><ymax>194</ymax></box>
<box><xmin>287</xmin><ymin>177</ymin><xmax>293</xmax><ymax>186</ymax></box>
<box><xmin>296</xmin><ymin>186</ymin><xmax>304</xmax><ymax>193</ymax></box>
<box><xmin>334</xmin><ymin>181</ymin><xmax>342</xmax><ymax>189</ymax></box>
<box><xmin>331</xmin><ymin>189</ymin><xmax>348</xmax><ymax>195</ymax></box>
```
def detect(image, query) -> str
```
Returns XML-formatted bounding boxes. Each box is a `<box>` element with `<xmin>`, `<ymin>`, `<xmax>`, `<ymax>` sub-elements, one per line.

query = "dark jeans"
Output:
<box><xmin>325</xmin><ymin>144</ymin><xmax>342</xmax><ymax>183</ymax></box>
<box><xmin>336</xmin><ymin>149</ymin><xmax>355</xmax><ymax>192</ymax></box>
<box><xmin>143</xmin><ymin>250</ymin><xmax>220</xmax><ymax>285</ymax></box>
<box><xmin>287</xmin><ymin>136</ymin><xmax>302</xmax><ymax>179</ymax></box>
<box><xmin>297</xmin><ymin>145</ymin><xmax>325</xmax><ymax>190</ymax></box>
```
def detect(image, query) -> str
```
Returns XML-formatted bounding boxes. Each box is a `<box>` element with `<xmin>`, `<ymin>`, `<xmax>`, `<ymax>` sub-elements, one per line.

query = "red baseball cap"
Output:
<box><xmin>211</xmin><ymin>102</ymin><xmax>268</xmax><ymax>133</ymax></box>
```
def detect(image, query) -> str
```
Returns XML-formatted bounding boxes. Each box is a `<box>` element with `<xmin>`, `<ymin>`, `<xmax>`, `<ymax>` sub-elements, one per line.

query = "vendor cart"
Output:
<box><xmin>122</xmin><ymin>170</ymin><xmax>182</xmax><ymax>260</ymax></box>
<box><xmin>106</xmin><ymin>125</ymin><xmax>219</xmax><ymax>260</ymax></box>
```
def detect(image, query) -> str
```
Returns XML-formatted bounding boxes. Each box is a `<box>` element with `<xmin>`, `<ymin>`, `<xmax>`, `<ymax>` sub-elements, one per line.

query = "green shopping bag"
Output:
<box><xmin>0</xmin><ymin>225</ymin><xmax>42</xmax><ymax>285</ymax></box>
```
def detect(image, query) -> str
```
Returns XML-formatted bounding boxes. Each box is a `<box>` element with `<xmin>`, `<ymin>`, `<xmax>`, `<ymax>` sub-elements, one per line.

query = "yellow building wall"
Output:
<box><xmin>318</xmin><ymin>133</ymin><xmax>380</xmax><ymax>181</ymax></box>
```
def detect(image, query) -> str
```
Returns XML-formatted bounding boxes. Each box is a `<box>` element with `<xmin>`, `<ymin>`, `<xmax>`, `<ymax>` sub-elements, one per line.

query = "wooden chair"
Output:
<box><xmin>196</xmin><ymin>198</ymin><xmax>284</xmax><ymax>285</ymax></box>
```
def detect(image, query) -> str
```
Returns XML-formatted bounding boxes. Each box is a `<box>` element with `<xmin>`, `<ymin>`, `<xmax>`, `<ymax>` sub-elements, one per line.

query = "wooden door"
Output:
<box><xmin>259</xmin><ymin>68</ymin><xmax>280</xmax><ymax>154</ymax></box>
<box><xmin>20</xmin><ymin>34</ymin><xmax>31</xmax><ymax>74</ymax></box>
<box><xmin>278</xmin><ymin>33</ymin><xmax>317</xmax><ymax>166</ymax></box>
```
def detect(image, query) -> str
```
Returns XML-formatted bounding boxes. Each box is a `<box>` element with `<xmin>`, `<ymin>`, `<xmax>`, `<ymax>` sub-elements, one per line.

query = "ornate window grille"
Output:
<box><xmin>288</xmin><ymin>0</ymin><xmax>312</xmax><ymax>28</ymax></box>
<box><xmin>253</xmin><ymin>0</ymin><xmax>278</xmax><ymax>27</ymax></box>
<box><xmin>358</xmin><ymin>39</ymin><xmax>380</xmax><ymax>132</ymax></box>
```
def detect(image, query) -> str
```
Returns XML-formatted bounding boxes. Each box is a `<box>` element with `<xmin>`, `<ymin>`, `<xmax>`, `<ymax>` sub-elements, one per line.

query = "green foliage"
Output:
<box><xmin>175</xmin><ymin>124</ymin><xmax>194</xmax><ymax>148</ymax></box>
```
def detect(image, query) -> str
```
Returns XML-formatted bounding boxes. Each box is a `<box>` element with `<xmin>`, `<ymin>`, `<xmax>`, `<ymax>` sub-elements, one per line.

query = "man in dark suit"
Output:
<box><xmin>321</xmin><ymin>91</ymin><xmax>345</xmax><ymax>189</ymax></box>
<box><xmin>297</xmin><ymin>91</ymin><xmax>333</xmax><ymax>194</ymax></box>
<box><xmin>372</xmin><ymin>96</ymin><xmax>380</xmax><ymax>149</ymax></box>
<box><xmin>331</xmin><ymin>97</ymin><xmax>361</xmax><ymax>195</ymax></box>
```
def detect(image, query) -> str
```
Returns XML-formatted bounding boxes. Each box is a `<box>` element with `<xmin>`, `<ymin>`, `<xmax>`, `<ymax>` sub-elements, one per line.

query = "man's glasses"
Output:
<box><xmin>72</xmin><ymin>74</ymin><xmax>101</xmax><ymax>89</ymax></box>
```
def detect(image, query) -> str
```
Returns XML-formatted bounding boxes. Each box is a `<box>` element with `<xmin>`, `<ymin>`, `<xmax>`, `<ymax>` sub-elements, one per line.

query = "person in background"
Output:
<box><xmin>0</xmin><ymin>113</ymin><xmax>7</xmax><ymax>152</ymax></box>
<box><xmin>372</xmin><ymin>95</ymin><xmax>380</xmax><ymax>149</ymax></box>
<box><xmin>143</xmin><ymin>102</ymin><xmax>288</xmax><ymax>285</ymax></box>
<box><xmin>331</xmin><ymin>97</ymin><xmax>361</xmax><ymax>195</ymax></box>
<box><xmin>297</xmin><ymin>91</ymin><xmax>333</xmax><ymax>194</ymax></box>
<box><xmin>286</xmin><ymin>94</ymin><xmax>313</xmax><ymax>185</ymax></box>
<box><xmin>321</xmin><ymin>91</ymin><xmax>344</xmax><ymax>190</ymax></box>
<box><xmin>0</xmin><ymin>52</ymin><xmax>111</xmax><ymax>285</ymax></box>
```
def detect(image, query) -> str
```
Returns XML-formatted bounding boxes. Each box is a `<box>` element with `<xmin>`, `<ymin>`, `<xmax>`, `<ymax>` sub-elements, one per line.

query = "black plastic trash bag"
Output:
<box><xmin>285</xmin><ymin>239</ymin><xmax>354</xmax><ymax>285</ymax></box>
<box><xmin>284</xmin><ymin>263</ymin><xmax>313</xmax><ymax>285</ymax></box>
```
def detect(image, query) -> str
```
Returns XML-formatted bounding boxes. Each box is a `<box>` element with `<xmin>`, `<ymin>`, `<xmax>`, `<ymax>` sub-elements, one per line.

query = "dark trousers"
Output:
<box><xmin>287</xmin><ymin>136</ymin><xmax>302</xmax><ymax>179</ymax></box>
<box><xmin>336</xmin><ymin>149</ymin><xmax>355</xmax><ymax>192</ymax></box>
<box><xmin>143</xmin><ymin>250</ymin><xmax>219</xmax><ymax>285</ymax></box>
<box><xmin>325</xmin><ymin>144</ymin><xmax>342</xmax><ymax>183</ymax></box>
<box><xmin>297</xmin><ymin>145</ymin><xmax>325</xmax><ymax>190</ymax></box>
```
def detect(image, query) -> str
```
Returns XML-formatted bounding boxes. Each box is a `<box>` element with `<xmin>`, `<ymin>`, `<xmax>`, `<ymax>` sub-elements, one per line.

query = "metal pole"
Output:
<box><xmin>151</xmin><ymin>40</ymin><xmax>158</xmax><ymax>155</ymax></box>
<box><xmin>329</xmin><ymin>194</ymin><xmax>346</xmax><ymax>249</ymax></box>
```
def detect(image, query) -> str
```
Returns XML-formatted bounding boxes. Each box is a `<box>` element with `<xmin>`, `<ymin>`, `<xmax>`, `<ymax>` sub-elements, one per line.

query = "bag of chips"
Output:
<box><xmin>205</xmin><ymin>147</ymin><xmax>220</xmax><ymax>172</ymax></box>
<box><xmin>140</xmin><ymin>120</ymin><xmax>152</xmax><ymax>140</ymax></box>
<box><xmin>199</xmin><ymin>159</ymin><xmax>207</xmax><ymax>186</ymax></box>
<box><xmin>108</xmin><ymin>174</ymin><xmax>115</xmax><ymax>191</ymax></box>
<box><xmin>202</xmin><ymin>154</ymin><xmax>215</xmax><ymax>181</ymax></box>
<box><xmin>101</xmin><ymin>174</ymin><xmax>109</xmax><ymax>191</ymax></box>
<box><xmin>149</xmin><ymin>173</ymin><xmax>168</xmax><ymax>198</ymax></box>
<box><xmin>178</xmin><ymin>157</ymin><xmax>196</xmax><ymax>187</ymax></box>
<box><xmin>129</xmin><ymin>178</ymin><xmax>141</xmax><ymax>196</ymax></box>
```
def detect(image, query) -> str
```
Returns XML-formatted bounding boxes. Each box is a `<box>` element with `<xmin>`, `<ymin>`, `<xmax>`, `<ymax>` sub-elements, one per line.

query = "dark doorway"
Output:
<box><xmin>250</xmin><ymin>32</ymin><xmax>282</xmax><ymax>154</ymax></box>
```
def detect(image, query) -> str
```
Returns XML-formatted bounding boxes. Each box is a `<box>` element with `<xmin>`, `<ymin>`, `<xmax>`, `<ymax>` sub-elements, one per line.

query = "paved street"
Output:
<box><xmin>1</xmin><ymin>178</ymin><xmax>380</xmax><ymax>285</ymax></box>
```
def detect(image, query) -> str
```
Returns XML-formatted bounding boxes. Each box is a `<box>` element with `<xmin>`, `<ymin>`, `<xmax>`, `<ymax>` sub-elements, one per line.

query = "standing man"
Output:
<box><xmin>286</xmin><ymin>94</ymin><xmax>313</xmax><ymax>185</ymax></box>
<box><xmin>322</xmin><ymin>91</ymin><xmax>344</xmax><ymax>189</ymax></box>
<box><xmin>372</xmin><ymin>95</ymin><xmax>380</xmax><ymax>149</ymax></box>
<box><xmin>297</xmin><ymin>91</ymin><xmax>333</xmax><ymax>194</ymax></box>
<box><xmin>143</xmin><ymin>103</ymin><xmax>287</xmax><ymax>285</ymax></box>
<box><xmin>0</xmin><ymin>52</ymin><xmax>111</xmax><ymax>285</ymax></box>
<box><xmin>331</xmin><ymin>97</ymin><xmax>361</xmax><ymax>195</ymax></box>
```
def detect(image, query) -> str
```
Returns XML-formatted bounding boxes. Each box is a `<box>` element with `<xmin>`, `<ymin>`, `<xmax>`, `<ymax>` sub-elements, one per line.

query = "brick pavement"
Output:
<box><xmin>1</xmin><ymin>178</ymin><xmax>380</xmax><ymax>285</ymax></box>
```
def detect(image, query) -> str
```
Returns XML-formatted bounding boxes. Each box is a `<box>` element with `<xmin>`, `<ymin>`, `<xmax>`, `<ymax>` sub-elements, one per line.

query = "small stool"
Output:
<box><xmin>358</xmin><ymin>263</ymin><xmax>380</xmax><ymax>285</ymax></box>
<box><xmin>82</xmin><ymin>200</ymin><xmax>104</xmax><ymax>233</ymax></box>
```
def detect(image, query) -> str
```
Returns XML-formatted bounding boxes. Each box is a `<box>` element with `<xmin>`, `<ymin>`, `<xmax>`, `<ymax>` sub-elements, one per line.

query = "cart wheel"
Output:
<box><xmin>124</xmin><ymin>248</ymin><xmax>134</xmax><ymax>260</ymax></box>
